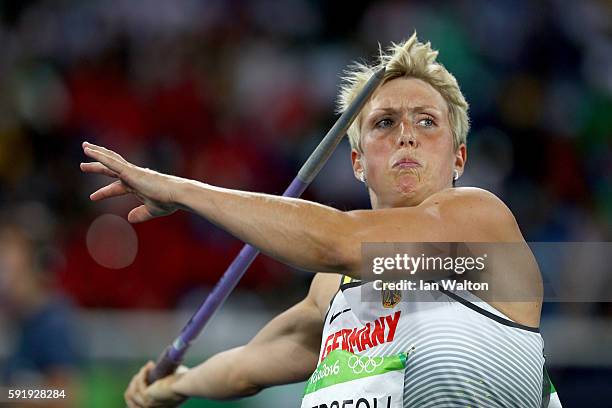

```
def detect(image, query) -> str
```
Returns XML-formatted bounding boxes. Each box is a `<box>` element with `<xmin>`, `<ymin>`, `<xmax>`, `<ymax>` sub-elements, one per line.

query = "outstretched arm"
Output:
<box><xmin>81</xmin><ymin>142</ymin><xmax>523</xmax><ymax>279</ymax></box>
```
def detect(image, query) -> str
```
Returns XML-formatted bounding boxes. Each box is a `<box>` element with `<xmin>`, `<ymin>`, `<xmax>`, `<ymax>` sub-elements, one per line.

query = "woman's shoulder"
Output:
<box><xmin>419</xmin><ymin>187</ymin><xmax>523</xmax><ymax>242</ymax></box>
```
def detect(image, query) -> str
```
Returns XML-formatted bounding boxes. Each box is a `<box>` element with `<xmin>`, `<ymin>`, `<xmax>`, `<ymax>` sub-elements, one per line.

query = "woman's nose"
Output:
<box><xmin>398</xmin><ymin>122</ymin><xmax>416</xmax><ymax>147</ymax></box>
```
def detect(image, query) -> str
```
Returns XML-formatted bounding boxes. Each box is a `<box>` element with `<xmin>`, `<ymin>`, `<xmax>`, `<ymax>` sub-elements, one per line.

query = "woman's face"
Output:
<box><xmin>352</xmin><ymin>77</ymin><xmax>466</xmax><ymax>208</ymax></box>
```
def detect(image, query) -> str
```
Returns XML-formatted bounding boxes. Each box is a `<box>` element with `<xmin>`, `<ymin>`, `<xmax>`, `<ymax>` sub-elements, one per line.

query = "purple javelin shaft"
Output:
<box><xmin>147</xmin><ymin>67</ymin><xmax>385</xmax><ymax>384</ymax></box>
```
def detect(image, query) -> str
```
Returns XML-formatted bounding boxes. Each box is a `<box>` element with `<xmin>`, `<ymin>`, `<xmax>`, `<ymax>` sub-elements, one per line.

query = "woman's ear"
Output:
<box><xmin>351</xmin><ymin>149</ymin><xmax>365</xmax><ymax>182</ymax></box>
<box><xmin>454</xmin><ymin>144</ymin><xmax>467</xmax><ymax>178</ymax></box>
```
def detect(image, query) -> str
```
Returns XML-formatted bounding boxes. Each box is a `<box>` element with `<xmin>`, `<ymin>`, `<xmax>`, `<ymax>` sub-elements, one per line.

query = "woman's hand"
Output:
<box><xmin>125</xmin><ymin>361</ymin><xmax>189</xmax><ymax>408</ymax></box>
<box><xmin>80</xmin><ymin>142</ymin><xmax>182</xmax><ymax>223</ymax></box>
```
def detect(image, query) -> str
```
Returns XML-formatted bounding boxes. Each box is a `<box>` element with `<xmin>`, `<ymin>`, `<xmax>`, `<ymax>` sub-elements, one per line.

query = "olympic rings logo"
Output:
<box><xmin>347</xmin><ymin>355</ymin><xmax>384</xmax><ymax>374</ymax></box>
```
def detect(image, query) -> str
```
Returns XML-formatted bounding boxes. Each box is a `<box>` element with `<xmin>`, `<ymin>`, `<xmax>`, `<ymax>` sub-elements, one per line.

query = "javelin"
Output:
<box><xmin>146</xmin><ymin>67</ymin><xmax>386</xmax><ymax>384</ymax></box>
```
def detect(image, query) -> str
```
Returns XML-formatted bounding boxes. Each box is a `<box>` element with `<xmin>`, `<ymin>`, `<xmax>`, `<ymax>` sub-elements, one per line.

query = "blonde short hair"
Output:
<box><xmin>338</xmin><ymin>33</ymin><xmax>469</xmax><ymax>152</ymax></box>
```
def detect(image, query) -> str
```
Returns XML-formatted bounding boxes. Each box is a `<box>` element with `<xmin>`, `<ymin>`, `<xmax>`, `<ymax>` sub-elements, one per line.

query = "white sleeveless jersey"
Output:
<box><xmin>316</xmin><ymin>277</ymin><xmax>560</xmax><ymax>408</ymax></box>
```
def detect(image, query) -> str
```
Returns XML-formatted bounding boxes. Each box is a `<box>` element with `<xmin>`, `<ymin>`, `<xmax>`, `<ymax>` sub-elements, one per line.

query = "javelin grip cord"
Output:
<box><xmin>146</xmin><ymin>67</ymin><xmax>386</xmax><ymax>385</ymax></box>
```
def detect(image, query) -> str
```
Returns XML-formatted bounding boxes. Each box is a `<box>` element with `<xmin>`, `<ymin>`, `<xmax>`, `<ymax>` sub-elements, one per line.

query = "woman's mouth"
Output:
<box><xmin>393</xmin><ymin>159</ymin><xmax>421</xmax><ymax>169</ymax></box>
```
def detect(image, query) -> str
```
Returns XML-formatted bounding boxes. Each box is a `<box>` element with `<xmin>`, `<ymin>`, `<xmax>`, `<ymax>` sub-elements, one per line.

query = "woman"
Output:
<box><xmin>82</xmin><ymin>33</ymin><xmax>561</xmax><ymax>407</ymax></box>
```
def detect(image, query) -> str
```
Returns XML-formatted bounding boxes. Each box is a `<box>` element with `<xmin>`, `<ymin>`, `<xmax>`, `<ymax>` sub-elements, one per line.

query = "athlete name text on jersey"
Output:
<box><xmin>320</xmin><ymin>311</ymin><xmax>401</xmax><ymax>362</ymax></box>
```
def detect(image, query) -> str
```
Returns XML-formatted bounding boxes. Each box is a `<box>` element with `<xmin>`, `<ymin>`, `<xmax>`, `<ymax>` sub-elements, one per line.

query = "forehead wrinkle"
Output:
<box><xmin>367</xmin><ymin>77</ymin><xmax>448</xmax><ymax>114</ymax></box>
<box><xmin>368</xmin><ymin>104</ymin><xmax>442</xmax><ymax>116</ymax></box>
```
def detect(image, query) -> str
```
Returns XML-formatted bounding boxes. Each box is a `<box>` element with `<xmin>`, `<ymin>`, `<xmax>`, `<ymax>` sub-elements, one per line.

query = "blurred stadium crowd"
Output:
<box><xmin>0</xmin><ymin>0</ymin><xmax>610</xmax><ymax>406</ymax></box>
<box><xmin>1</xmin><ymin>0</ymin><xmax>609</xmax><ymax>309</ymax></box>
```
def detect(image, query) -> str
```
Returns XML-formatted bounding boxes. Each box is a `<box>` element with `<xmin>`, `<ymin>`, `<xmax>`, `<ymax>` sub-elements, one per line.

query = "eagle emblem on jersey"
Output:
<box><xmin>341</xmin><ymin>276</ymin><xmax>402</xmax><ymax>307</ymax></box>
<box><xmin>382</xmin><ymin>288</ymin><xmax>402</xmax><ymax>308</ymax></box>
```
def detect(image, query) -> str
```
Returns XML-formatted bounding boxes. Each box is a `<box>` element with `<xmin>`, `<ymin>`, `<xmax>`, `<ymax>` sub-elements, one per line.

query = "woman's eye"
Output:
<box><xmin>376</xmin><ymin>118</ymin><xmax>394</xmax><ymax>129</ymax></box>
<box><xmin>418</xmin><ymin>118</ymin><xmax>434</xmax><ymax>127</ymax></box>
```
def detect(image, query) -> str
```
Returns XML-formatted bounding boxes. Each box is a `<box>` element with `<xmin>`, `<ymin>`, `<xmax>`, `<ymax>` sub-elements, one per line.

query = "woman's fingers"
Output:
<box><xmin>80</xmin><ymin>162</ymin><xmax>118</xmax><ymax>178</ymax></box>
<box><xmin>140</xmin><ymin>361</ymin><xmax>155</xmax><ymax>391</ymax></box>
<box><xmin>90</xmin><ymin>180</ymin><xmax>129</xmax><ymax>201</ymax></box>
<box><xmin>125</xmin><ymin>381</ymin><xmax>137</xmax><ymax>408</ymax></box>
<box><xmin>128</xmin><ymin>205</ymin><xmax>155</xmax><ymax>224</ymax></box>
<box><xmin>127</xmin><ymin>362</ymin><xmax>154</xmax><ymax>407</ymax></box>
<box><xmin>83</xmin><ymin>141</ymin><xmax>128</xmax><ymax>164</ymax></box>
<box><xmin>125</xmin><ymin>366</ymin><xmax>147</xmax><ymax>408</ymax></box>
<box><xmin>82</xmin><ymin>141</ymin><xmax>178</xmax><ymax>223</ymax></box>
<box><xmin>133</xmin><ymin>362</ymin><xmax>155</xmax><ymax>406</ymax></box>
<box><xmin>83</xmin><ymin>145</ymin><xmax>127</xmax><ymax>174</ymax></box>
<box><xmin>126</xmin><ymin>391</ymin><xmax>146</xmax><ymax>408</ymax></box>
